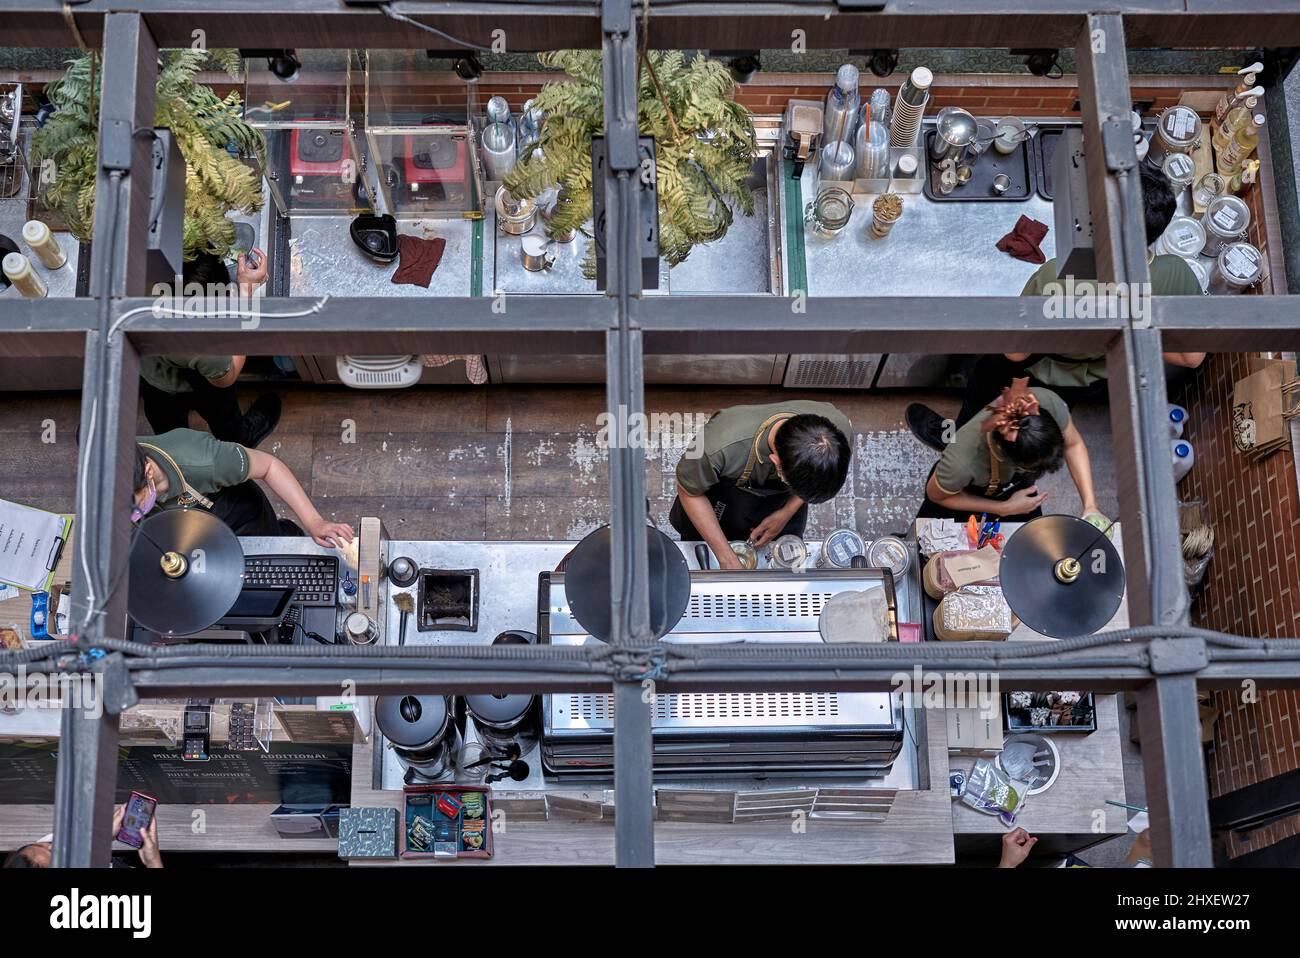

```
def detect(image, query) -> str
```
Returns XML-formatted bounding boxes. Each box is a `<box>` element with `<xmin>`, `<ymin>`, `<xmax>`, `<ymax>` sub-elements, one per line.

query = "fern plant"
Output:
<box><xmin>503</xmin><ymin>50</ymin><xmax>756</xmax><ymax>276</ymax></box>
<box><xmin>31</xmin><ymin>49</ymin><xmax>265</xmax><ymax>261</ymax></box>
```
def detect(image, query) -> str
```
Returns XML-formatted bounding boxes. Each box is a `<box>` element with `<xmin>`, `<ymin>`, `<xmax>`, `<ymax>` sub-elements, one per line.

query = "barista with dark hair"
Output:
<box><xmin>905</xmin><ymin>164</ymin><xmax>1205</xmax><ymax>448</ymax></box>
<box><xmin>917</xmin><ymin>379</ymin><xmax>1099</xmax><ymax>524</ymax></box>
<box><xmin>670</xmin><ymin>402</ymin><xmax>853</xmax><ymax>570</ymax></box>
<box><xmin>140</xmin><ymin>250</ymin><xmax>281</xmax><ymax>447</ymax></box>
<box><xmin>131</xmin><ymin>427</ymin><xmax>353</xmax><ymax>548</ymax></box>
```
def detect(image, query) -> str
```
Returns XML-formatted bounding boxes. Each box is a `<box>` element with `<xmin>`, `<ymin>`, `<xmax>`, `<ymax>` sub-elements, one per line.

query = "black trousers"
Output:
<box><xmin>669</xmin><ymin>480</ymin><xmax>809</xmax><ymax>542</ymax></box>
<box><xmin>142</xmin><ymin>371</ymin><xmax>244</xmax><ymax>442</ymax></box>
<box><xmin>206</xmin><ymin>480</ymin><xmax>287</xmax><ymax>537</ymax></box>
<box><xmin>956</xmin><ymin>354</ymin><xmax>1108</xmax><ymax>428</ymax></box>
<box><xmin>914</xmin><ymin>462</ymin><xmax>1044</xmax><ymax>524</ymax></box>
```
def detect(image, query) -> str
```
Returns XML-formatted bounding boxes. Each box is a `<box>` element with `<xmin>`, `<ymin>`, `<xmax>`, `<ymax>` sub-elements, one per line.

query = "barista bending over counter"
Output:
<box><xmin>670</xmin><ymin>402</ymin><xmax>852</xmax><ymax>570</ymax></box>
<box><xmin>917</xmin><ymin>379</ymin><xmax>1100</xmax><ymax>524</ymax></box>
<box><xmin>132</xmin><ymin>428</ymin><xmax>354</xmax><ymax>548</ymax></box>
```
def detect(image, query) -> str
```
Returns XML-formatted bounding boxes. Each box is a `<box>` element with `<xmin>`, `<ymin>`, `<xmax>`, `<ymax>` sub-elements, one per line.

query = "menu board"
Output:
<box><xmin>0</xmin><ymin>742</ymin><xmax>352</xmax><ymax>805</ymax></box>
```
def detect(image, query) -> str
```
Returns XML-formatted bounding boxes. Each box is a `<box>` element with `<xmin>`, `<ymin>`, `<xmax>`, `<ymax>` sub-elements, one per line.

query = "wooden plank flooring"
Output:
<box><xmin>1</xmin><ymin>385</ymin><xmax>1121</xmax><ymax>542</ymax></box>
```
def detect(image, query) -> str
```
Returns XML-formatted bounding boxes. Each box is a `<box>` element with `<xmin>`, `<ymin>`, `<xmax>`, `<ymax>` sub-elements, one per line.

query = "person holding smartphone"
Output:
<box><xmin>2</xmin><ymin>802</ymin><xmax>162</xmax><ymax>868</ymax></box>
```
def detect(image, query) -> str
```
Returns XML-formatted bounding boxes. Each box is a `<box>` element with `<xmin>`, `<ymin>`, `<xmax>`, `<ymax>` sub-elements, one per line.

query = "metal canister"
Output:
<box><xmin>866</xmin><ymin>535</ymin><xmax>910</xmax><ymax>579</ymax></box>
<box><xmin>465</xmin><ymin>631</ymin><xmax>540</xmax><ymax>754</ymax></box>
<box><xmin>1199</xmin><ymin>195</ymin><xmax>1250</xmax><ymax>255</ymax></box>
<box><xmin>817</xmin><ymin>528</ymin><xmax>866</xmax><ymax>568</ymax></box>
<box><xmin>769</xmin><ymin>534</ymin><xmax>808</xmax><ymax>571</ymax></box>
<box><xmin>376</xmin><ymin>694</ymin><xmax>461</xmax><ymax>783</ymax></box>
<box><xmin>343</xmin><ymin>611</ymin><xmax>379</xmax><ymax>645</ymax></box>
<box><xmin>494</xmin><ymin>185</ymin><xmax>537</xmax><ymax>235</ymax></box>
<box><xmin>929</xmin><ymin>107</ymin><xmax>977</xmax><ymax>164</ymax></box>
<box><xmin>728</xmin><ymin>540</ymin><xmax>758</xmax><ymax>570</ymax></box>
<box><xmin>1146</xmin><ymin>105</ymin><xmax>1202</xmax><ymax>164</ymax></box>
<box><xmin>1208</xmin><ymin>241</ymin><xmax>1263</xmax><ymax>294</ymax></box>
<box><xmin>1154</xmin><ymin>215</ymin><xmax>1206</xmax><ymax>260</ymax></box>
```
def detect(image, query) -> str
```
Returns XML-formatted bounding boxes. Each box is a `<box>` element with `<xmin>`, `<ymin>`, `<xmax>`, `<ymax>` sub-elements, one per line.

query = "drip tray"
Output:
<box><xmin>417</xmin><ymin>568</ymin><xmax>479</xmax><ymax>631</ymax></box>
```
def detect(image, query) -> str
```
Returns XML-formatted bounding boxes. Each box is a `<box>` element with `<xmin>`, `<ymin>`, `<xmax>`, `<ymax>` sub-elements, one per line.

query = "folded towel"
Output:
<box><xmin>996</xmin><ymin>215</ymin><xmax>1049</xmax><ymax>265</ymax></box>
<box><xmin>392</xmin><ymin>234</ymin><xmax>447</xmax><ymax>287</ymax></box>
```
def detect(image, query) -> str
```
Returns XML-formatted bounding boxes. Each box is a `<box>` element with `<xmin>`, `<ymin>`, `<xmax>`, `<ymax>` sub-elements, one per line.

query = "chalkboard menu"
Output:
<box><xmin>0</xmin><ymin>742</ymin><xmax>352</xmax><ymax>805</ymax></box>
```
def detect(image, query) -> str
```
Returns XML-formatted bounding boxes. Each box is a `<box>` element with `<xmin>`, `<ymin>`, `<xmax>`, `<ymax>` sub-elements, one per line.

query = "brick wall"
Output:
<box><xmin>1173</xmin><ymin>354</ymin><xmax>1300</xmax><ymax>859</ymax></box>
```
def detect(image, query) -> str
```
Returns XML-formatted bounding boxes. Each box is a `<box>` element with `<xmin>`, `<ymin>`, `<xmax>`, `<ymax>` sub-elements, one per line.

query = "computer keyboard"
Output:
<box><xmin>243</xmin><ymin>554</ymin><xmax>339</xmax><ymax>606</ymax></box>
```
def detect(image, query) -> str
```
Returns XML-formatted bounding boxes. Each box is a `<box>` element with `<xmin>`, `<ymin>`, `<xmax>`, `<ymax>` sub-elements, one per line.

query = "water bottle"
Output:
<box><xmin>1168</xmin><ymin>404</ymin><xmax>1187</xmax><ymax>438</ymax></box>
<box><xmin>1172</xmin><ymin>439</ymin><xmax>1194</xmax><ymax>483</ymax></box>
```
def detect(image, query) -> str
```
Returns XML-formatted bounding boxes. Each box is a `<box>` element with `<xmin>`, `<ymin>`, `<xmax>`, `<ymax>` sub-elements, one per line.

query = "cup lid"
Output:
<box><xmin>910</xmin><ymin>67</ymin><xmax>933</xmax><ymax>89</ymax></box>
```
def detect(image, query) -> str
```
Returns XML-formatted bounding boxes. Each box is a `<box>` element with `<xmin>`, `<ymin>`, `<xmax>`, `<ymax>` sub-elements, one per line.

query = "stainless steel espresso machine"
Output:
<box><xmin>537</xmin><ymin>567</ymin><xmax>906</xmax><ymax>777</ymax></box>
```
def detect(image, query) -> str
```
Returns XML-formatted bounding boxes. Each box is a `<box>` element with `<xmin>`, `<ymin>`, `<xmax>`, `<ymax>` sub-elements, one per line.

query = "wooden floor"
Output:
<box><xmin>1</xmin><ymin>384</ymin><xmax>1121</xmax><ymax>542</ymax></box>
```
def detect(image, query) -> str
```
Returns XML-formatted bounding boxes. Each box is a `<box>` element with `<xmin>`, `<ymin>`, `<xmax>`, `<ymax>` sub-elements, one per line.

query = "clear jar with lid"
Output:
<box><xmin>1154</xmin><ymin>215</ymin><xmax>1206</xmax><ymax>259</ymax></box>
<box><xmin>1198</xmin><ymin>194</ymin><xmax>1250</xmax><ymax>255</ymax></box>
<box><xmin>769</xmin><ymin>534</ymin><xmax>808</xmax><ymax>571</ymax></box>
<box><xmin>1184</xmin><ymin>256</ymin><xmax>1210</xmax><ymax>294</ymax></box>
<box><xmin>1191</xmin><ymin>172</ymin><xmax>1225</xmax><ymax>209</ymax></box>
<box><xmin>1147</xmin><ymin>105</ymin><xmax>1202</xmax><ymax>164</ymax></box>
<box><xmin>1161</xmin><ymin>152</ymin><xmax>1195</xmax><ymax>195</ymax></box>
<box><xmin>1208</xmin><ymin>241</ymin><xmax>1263</xmax><ymax>294</ymax></box>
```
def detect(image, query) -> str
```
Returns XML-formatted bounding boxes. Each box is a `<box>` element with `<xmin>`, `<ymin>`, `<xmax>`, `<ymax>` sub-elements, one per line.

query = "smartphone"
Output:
<box><xmin>115</xmin><ymin>790</ymin><xmax>157</xmax><ymax>849</ymax></box>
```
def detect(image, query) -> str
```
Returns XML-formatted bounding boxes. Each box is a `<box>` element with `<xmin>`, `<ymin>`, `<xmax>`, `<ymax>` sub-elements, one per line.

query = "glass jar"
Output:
<box><xmin>1191</xmin><ymin>172</ymin><xmax>1226</xmax><ymax>209</ymax></box>
<box><xmin>804</xmin><ymin>187</ymin><xmax>855</xmax><ymax>239</ymax></box>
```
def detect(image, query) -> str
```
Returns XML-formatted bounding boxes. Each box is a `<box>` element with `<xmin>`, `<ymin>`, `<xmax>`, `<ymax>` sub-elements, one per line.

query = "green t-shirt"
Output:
<box><xmin>1018</xmin><ymin>255</ymin><xmax>1203</xmax><ymax>388</ymax></box>
<box><xmin>933</xmin><ymin>387</ymin><xmax>1070</xmax><ymax>495</ymax></box>
<box><xmin>676</xmin><ymin>400</ymin><xmax>853</xmax><ymax>497</ymax></box>
<box><xmin>137</xmin><ymin>428</ymin><xmax>251</xmax><ymax>509</ymax></box>
<box><xmin>140</xmin><ymin>355</ymin><xmax>235</xmax><ymax>394</ymax></box>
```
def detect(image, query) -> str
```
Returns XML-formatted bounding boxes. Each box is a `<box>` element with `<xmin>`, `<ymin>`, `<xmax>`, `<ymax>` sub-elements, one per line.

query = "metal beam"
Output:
<box><xmin>601</xmin><ymin>0</ymin><xmax>656</xmax><ymax>869</ymax></box>
<box><xmin>1135</xmin><ymin>676</ymin><xmax>1214</xmax><ymax>867</ymax></box>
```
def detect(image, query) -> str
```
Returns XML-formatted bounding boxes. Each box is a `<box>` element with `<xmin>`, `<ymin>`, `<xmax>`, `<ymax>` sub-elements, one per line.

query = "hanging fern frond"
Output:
<box><xmin>31</xmin><ymin>48</ymin><xmax>266</xmax><ymax>260</ymax></box>
<box><xmin>503</xmin><ymin>49</ymin><xmax>756</xmax><ymax>277</ymax></box>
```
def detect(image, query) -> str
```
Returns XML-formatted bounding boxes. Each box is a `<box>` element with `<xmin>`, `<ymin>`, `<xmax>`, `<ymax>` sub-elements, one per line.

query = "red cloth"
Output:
<box><xmin>996</xmin><ymin>215</ymin><xmax>1049</xmax><ymax>265</ymax></box>
<box><xmin>392</xmin><ymin>234</ymin><xmax>447</xmax><ymax>287</ymax></box>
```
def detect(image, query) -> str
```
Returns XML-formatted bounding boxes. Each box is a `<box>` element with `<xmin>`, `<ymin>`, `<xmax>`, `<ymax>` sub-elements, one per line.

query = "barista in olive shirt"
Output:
<box><xmin>670</xmin><ymin>401</ymin><xmax>853</xmax><ymax>570</ymax></box>
<box><xmin>917</xmin><ymin>380</ymin><xmax>1100</xmax><ymax>524</ymax></box>
<box><xmin>140</xmin><ymin>250</ymin><xmax>281</xmax><ymax>447</ymax></box>
<box><xmin>906</xmin><ymin>165</ymin><xmax>1205</xmax><ymax>446</ymax></box>
<box><xmin>131</xmin><ymin>427</ymin><xmax>354</xmax><ymax>547</ymax></box>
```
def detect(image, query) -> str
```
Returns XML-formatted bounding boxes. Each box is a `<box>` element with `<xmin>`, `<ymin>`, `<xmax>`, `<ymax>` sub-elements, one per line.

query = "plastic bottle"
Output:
<box><xmin>1172</xmin><ymin>439</ymin><xmax>1194</xmax><ymax>483</ymax></box>
<box><xmin>823</xmin><ymin>64</ymin><xmax>861</xmax><ymax>148</ymax></box>
<box><xmin>1168</xmin><ymin>404</ymin><xmax>1187</xmax><ymax>438</ymax></box>
<box><xmin>1217</xmin><ymin>113</ymin><xmax>1265</xmax><ymax>176</ymax></box>
<box><xmin>21</xmin><ymin>220</ymin><xmax>66</xmax><ymax>270</ymax></box>
<box><xmin>2</xmin><ymin>251</ymin><xmax>47</xmax><ymax>298</ymax></box>
<box><xmin>1214</xmin><ymin>63</ymin><xmax>1263</xmax><ymax>125</ymax></box>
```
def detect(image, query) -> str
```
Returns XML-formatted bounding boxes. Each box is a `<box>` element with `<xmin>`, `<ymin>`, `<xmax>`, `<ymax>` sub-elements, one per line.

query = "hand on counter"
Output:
<box><xmin>309</xmin><ymin>519</ymin><xmax>356</xmax><ymax>549</ymax></box>
<box><xmin>715</xmin><ymin>550</ymin><xmax>745</xmax><ymax>571</ymax></box>
<box><xmin>749</xmin><ymin>497</ymin><xmax>803</xmax><ymax>549</ymax></box>
<box><xmin>998</xmin><ymin>826</ymin><xmax>1037</xmax><ymax>868</ymax></box>
<box><xmin>1000</xmin><ymin>486</ymin><xmax>1048</xmax><ymax>517</ymax></box>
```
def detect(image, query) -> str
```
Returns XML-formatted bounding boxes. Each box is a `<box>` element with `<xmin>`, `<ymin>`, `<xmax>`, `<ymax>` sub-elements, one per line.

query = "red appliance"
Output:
<box><xmin>288</xmin><ymin>126</ymin><xmax>356</xmax><ymax>206</ymax></box>
<box><xmin>397</xmin><ymin>131</ymin><xmax>469</xmax><ymax>208</ymax></box>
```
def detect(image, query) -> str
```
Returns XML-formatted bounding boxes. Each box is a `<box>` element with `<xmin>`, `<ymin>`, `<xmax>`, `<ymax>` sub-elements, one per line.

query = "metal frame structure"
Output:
<box><xmin>2</xmin><ymin>0</ymin><xmax>1300</xmax><ymax>869</ymax></box>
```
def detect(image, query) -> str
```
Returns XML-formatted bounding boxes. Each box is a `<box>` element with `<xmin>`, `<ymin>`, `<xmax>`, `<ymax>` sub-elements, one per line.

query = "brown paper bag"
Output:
<box><xmin>1233</xmin><ymin>359</ymin><xmax>1295</xmax><ymax>457</ymax></box>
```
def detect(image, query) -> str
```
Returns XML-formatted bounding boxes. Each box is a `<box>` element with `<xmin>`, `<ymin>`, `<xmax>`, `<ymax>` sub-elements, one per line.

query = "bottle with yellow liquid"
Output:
<box><xmin>1216</xmin><ymin>112</ymin><xmax>1265</xmax><ymax>178</ymax></box>
<box><xmin>1212</xmin><ymin>96</ymin><xmax>1258</xmax><ymax>153</ymax></box>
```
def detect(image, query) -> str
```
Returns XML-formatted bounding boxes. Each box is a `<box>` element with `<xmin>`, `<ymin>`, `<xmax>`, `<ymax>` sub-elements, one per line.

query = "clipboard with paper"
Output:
<box><xmin>0</xmin><ymin>498</ymin><xmax>72</xmax><ymax>593</ymax></box>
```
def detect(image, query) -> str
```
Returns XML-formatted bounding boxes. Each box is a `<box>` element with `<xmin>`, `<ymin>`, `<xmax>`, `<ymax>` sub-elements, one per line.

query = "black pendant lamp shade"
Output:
<box><xmin>563</xmin><ymin>525</ymin><xmax>690</xmax><ymax>643</ymax></box>
<box><xmin>127</xmin><ymin>509</ymin><xmax>245</xmax><ymax>635</ymax></box>
<box><xmin>998</xmin><ymin>514</ymin><xmax>1125</xmax><ymax>638</ymax></box>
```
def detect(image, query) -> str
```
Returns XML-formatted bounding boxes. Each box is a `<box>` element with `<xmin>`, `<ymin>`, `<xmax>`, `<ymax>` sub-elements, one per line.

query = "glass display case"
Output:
<box><xmin>363</xmin><ymin>50</ymin><xmax>485</xmax><ymax>219</ymax></box>
<box><xmin>243</xmin><ymin>50</ymin><xmax>371</xmax><ymax>216</ymax></box>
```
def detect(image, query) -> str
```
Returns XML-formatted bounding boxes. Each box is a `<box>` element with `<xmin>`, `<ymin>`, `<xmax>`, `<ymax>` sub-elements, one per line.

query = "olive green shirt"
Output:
<box><xmin>676</xmin><ymin>401</ymin><xmax>853</xmax><ymax>497</ymax></box>
<box><xmin>1018</xmin><ymin>254</ymin><xmax>1202</xmax><ymax>388</ymax></box>
<box><xmin>137</xmin><ymin>428</ymin><xmax>251</xmax><ymax>509</ymax></box>
<box><xmin>934</xmin><ymin>387</ymin><xmax>1070</xmax><ymax>496</ymax></box>
<box><xmin>140</xmin><ymin>355</ymin><xmax>235</xmax><ymax>394</ymax></box>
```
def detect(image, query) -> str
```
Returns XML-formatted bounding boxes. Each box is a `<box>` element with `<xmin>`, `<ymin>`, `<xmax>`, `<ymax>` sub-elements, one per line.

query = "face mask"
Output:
<box><xmin>131</xmin><ymin>479</ymin><xmax>157</xmax><ymax>524</ymax></box>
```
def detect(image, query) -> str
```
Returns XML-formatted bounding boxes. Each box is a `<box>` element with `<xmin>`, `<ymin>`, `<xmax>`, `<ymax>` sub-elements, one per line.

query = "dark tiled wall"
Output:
<box><xmin>1173</xmin><ymin>354</ymin><xmax>1300</xmax><ymax>858</ymax></box>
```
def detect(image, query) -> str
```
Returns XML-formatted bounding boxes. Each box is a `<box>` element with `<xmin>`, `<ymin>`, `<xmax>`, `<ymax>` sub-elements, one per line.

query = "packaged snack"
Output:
<box><xmin>962</xmin><ymin>758</ymin><xmax>1029</xmax><ymax>826</ymax></box>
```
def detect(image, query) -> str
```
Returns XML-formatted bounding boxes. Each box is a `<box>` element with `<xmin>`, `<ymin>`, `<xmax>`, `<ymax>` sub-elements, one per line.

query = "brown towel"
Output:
<box><xmin>996</xmin><ymin>215</ymin><xmax>1049</xmax><ymax>265</ymax></box>
<box><xmin>392</xmin><ymin>234</ymin><xmax>447</xmax><ymax>287</ymax></box>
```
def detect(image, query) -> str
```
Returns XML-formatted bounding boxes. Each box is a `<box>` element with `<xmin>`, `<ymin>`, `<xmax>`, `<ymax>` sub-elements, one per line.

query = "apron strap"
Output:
<box><xmin>138</xmin><ymin>442</ymin><xmax>216</xmax><ymax>510</ymax></box>
<box><xmin>738</xmin><ymin>412</ymin><xmax>796</xmax><ymax>489</ymax></box>
<box><xmin>983</xmin><ymin>432</ymin><xmax>1002</xmax><ymax>498</ymax></box>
